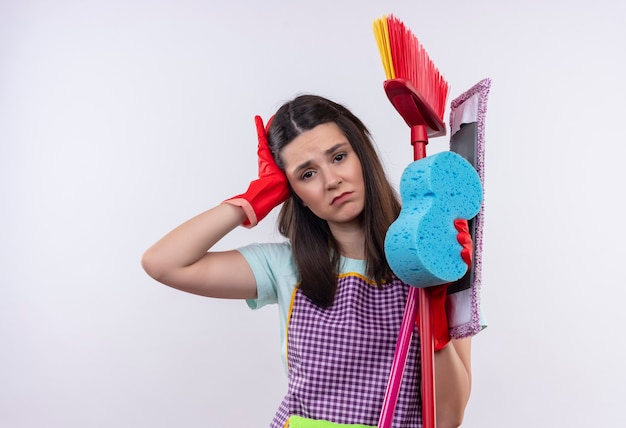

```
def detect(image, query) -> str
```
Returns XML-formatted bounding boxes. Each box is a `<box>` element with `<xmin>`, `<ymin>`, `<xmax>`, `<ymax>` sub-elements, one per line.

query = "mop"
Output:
<box><xmin>373</xmin><ymin>15</ymin><xmax>488</xmax><ymax>428</ymax></box>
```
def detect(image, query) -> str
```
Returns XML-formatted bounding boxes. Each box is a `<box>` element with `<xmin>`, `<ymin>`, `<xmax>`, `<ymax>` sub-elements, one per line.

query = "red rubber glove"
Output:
<box><xmin>223</xmin><ymin>115</ymin><xmax>289</xmax><ymax>227</ymax></box>
<box><xmin>422</xmin><ymin>219</ymin><xmax>473</xmax><ymax>351</ymax></box>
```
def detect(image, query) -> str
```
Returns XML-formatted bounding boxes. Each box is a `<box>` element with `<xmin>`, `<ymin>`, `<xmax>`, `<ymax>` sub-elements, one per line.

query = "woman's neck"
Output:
<box><xmin>329</xmin><ymin>222</ymin><xmax>365</xmax><ymax>260</ymax></box>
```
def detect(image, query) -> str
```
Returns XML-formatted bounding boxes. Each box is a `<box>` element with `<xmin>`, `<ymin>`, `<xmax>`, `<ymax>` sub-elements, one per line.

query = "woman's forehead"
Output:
<box><xmin>280</xmin><ymin>123</ymin><xmax>350</xmax><ymax>164</ymax></box>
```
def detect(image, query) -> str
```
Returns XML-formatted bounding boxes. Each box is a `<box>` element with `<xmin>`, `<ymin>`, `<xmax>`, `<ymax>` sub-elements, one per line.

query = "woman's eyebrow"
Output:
<box><xmin>293</xmin><ymin>160</ymin><xmax>312</xmax><ymax>175</ymax></box>
<box><xmin>324</xmin><ymin>142</ymin><xmax>348</xmax><ymax>156</ymax></box>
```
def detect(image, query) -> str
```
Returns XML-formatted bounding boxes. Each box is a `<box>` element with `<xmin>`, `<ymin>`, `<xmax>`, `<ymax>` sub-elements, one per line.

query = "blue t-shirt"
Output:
<box><xmin>237</xmin><ymin>241</ymin><xmax>367</xmax><ymax>373</ymax></box>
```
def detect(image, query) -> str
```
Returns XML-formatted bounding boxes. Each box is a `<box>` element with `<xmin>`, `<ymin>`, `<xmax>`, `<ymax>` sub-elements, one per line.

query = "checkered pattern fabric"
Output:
<box><xmin>270</xmin><ymin>275</ymin><xmax>422</xmax><ymax>427</ymax></box>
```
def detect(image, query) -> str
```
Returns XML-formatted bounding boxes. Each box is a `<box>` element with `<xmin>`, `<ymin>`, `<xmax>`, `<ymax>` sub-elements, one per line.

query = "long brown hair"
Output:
<box><xmin>268</xmin><ymin>95</ymin><xmax>401</xmax><ymax>307</ymax></box>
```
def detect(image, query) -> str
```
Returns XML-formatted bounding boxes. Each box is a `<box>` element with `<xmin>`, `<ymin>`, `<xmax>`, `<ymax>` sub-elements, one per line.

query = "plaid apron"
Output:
<box><xmin>270</xmin><ymin>274</ymin><xmax>423</xmax><ymax>427</ymax></box>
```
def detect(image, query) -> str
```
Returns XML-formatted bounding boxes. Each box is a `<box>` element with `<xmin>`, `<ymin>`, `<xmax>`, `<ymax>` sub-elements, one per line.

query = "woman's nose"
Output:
<box><xmin>326</xmin><ymin>173</ymin><xmax>342</xmax><ymax>189</ymax></box>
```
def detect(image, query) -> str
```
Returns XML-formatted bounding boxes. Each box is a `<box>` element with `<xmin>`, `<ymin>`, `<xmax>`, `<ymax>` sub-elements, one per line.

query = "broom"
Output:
<box><xmin>373</xmin><ymin>15</ymin><xmax>450</xmax><ymax>428</ymax></box>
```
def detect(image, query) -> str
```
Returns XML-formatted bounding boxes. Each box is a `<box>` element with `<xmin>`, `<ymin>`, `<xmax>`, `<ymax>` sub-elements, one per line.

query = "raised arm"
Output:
<box><xmin>141</xmin><ymin>203</ymin><xmax>257</xmax><ymax>299</ymax></box>
<box><xmin>141</xmin><ymin>115</ymin><xmax>289</xmax><ymax>299</ymax></box>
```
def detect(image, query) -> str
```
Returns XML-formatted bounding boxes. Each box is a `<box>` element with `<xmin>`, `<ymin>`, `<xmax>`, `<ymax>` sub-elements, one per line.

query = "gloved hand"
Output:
<box><xmin>223</xmin><ymin>115</ymin><xmax>289</xmax><ymax>227</ymax></box>
<box><xmin>422</xmin><ymin>218</ymin><xmax>473</xmax><ymax>351</ymax></box>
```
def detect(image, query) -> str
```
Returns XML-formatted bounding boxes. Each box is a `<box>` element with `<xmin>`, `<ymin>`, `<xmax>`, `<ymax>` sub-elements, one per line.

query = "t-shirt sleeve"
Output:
<box><xmin>237</xmin><ymin>242</ymin><xmax>295</xmax><ymax>310</ymax></box>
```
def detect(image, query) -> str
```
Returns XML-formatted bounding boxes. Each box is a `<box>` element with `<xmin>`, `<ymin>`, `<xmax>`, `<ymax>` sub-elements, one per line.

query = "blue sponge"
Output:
<box><xmin>385</xmin><ymin>151</ymin><xmax>483</xmax><ymax>288</ymax></box>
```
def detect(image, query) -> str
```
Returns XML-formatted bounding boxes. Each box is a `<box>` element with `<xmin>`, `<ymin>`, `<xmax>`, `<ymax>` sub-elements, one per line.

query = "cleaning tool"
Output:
<box><xmin>373</xmin><ymin>15</ymin><xmax>483</xmax><ymax>428</ymax></box>
<box><xmin>384</xmin><ymin>151</ymin><xmax>482</xmax><ymax>287</ymax></box>
<box><xmin>447</xmin><ymin>78</ymin><xmax>491</xmax><ymax>339</ymax></box>
<box><xmin>373</xmin><ymin>15</ymin><xmax>451</xmax><ymax>428</ymax></box>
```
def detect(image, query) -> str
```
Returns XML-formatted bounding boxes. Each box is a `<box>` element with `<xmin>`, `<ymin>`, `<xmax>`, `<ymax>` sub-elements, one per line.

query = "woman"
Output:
<box><xmin>142</xmin><ymin>95</ymin><xmax>473</xmax><ymax>427</ymax></box>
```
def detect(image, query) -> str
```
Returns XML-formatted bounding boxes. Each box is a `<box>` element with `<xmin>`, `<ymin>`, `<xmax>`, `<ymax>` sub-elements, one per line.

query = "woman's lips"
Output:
<box><xmin>331</xmin><ymin>192</ymin><xmax>352</xmax><ymax>205</ymax></box>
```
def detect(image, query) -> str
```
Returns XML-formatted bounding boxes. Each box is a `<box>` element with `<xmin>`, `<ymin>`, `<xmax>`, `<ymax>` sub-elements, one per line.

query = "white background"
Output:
<box><xmin>2</xmin><ymin>0</ymin><xmax>625</xmax><ymax>426</ymax></box>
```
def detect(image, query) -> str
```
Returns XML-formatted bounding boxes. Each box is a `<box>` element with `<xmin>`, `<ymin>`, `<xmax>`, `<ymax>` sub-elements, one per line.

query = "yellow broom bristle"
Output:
<box><xmin>372</xmin><ymin>14</ymin><xmax>449</xmax><ymax>119</ymax></box>
<box><xmin>372</xmin><ymin>16</ymin><xmax>395</xmax><ymax>80</ymax></box>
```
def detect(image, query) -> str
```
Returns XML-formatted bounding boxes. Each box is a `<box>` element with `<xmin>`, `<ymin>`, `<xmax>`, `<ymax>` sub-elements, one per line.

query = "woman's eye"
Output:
<box><xmin>301</xmin><ymin>170</ymin><xmax>315</xmax><ymax>180</ymax></box>
<box><xmin>334</xmin><ymin>153</ymin><xmax>346</xmax><ymax>162</ymax></box>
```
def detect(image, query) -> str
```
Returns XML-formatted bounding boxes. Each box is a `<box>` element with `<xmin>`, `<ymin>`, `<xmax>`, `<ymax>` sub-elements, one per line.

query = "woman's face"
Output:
<box><xmin>280</xmin><ymin>122</ymin><xmax>365</xmax><ymax>229</ymax></box>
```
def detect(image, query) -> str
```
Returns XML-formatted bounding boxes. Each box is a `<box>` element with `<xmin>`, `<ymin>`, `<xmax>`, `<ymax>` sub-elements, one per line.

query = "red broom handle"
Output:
<box><xmin>412</xmin><ymin>137</ymin><xmax>436</xmax><ymax>428</ymax></box>
<box><xmin>379</xmin><ymin>132</ymin><xmax>436</xmax><ymax>428</ymax></box>
<box><xmin>412</xmin><ymin>129</ymin><xmax>428</xmax><ymax>159</ymax></box>
<box><xmin>412</xmin><ymin>138</ymin><xmax>436</xmax><ymax>428</ymax></box>
<box><xmin>418</xmin><ymin>288</ymin><xmax>436</xmax><ymax>428</ymax></box>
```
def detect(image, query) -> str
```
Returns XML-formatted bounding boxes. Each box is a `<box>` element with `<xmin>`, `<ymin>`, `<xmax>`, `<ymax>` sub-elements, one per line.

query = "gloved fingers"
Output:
<box><xmin>254</xmin><ymin>115</ymin><xmax>283</xmax><ymax>177</ymax></box>
<box><xmin>453</xmin><ymin>219</ymin><xmax>473</xmax><ymax>267</ymax></box>
<box><xmin>254</xmin><ymin>115</ymin><xmax>272</xmax><ymax>161</ymax></box>
<box><xmin>254</xmin><ymin>115</ymin><xmax>274</xmax><ymax>144</ymax></box>
<box><xmin>453</xmin><ymin>218</ymin><xmax>469</xmax><ymax>235</ymax></box>
<box><xmin>254</xmin><ymin>115</ymin><xmax>270</xmax><ymax>137</ymax></box>
<box><xmin>453</xmin><ymin>219</ymin><xmax>471</xmax><ymax>246</ymax></box>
